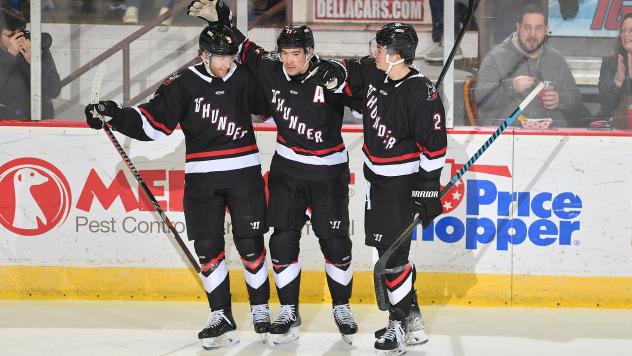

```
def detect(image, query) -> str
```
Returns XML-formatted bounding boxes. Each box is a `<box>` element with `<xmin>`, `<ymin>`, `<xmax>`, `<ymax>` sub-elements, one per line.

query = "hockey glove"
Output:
<box><xmin>84</xmin><ymin>100</ymin><xmax>123</xmax><ymax>130</ymax></box>
<box><xmin>412</xmin><ymin>179</ymin><xmax>443</xmax><ymax>228</ymax></box>
<box><xmin>312</xmin><ymin>59</ymin><xmax>347</xmax><ymax>91</ymax></box>
<box><xmin>188</xmin><ymin>0</ymin><xmax>232</xmax><ymax>25</ymax></box>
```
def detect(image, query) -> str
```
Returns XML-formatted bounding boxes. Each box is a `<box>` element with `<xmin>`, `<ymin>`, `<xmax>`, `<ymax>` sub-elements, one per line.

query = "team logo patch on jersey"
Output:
<box><xmin>290</xmin><ymin>90</ymin><xmax>298</xmax><ymax>95</ymax></box>
<box><xmin>427</xmin><ymin>83</ymin><xmax>438</xmax><ymax>101</ymax></box>
<box><xmin>162</xmin><ymin>72</ymin><xmax>180</xmax><ymax>86</ymax></box>
<box><xmin>379</xmin><ymin>90</ymin><xmax>388</xmax><ymax>96</ymax></box>
<box><xmin>215</xmin><ymin>90</ymin><xmax>225</xmax><ymax>95</ymax></box>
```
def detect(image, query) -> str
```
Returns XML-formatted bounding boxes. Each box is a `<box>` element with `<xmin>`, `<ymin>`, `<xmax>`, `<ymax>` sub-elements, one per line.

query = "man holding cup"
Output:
<box><xmin>473</xmin><ymin>4</ymin><xmax>581</xmax><ymax>128</ymax></box>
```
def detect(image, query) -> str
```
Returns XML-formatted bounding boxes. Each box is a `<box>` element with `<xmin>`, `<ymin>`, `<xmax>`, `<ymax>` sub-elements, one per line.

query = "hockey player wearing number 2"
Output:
<box><xmin>313</xmin><ymin>23</ymin><xmax>448</xmax><ymax>355</ymax></box>
<box><xmin>84</xmin><ymin>25</ymin><xmax>273</xmax><ymax>350</ymax></box>
<box><xmin>188</xmin><ymin>0</ymin><xmax>359</xmax><ymax>346</ymax></box>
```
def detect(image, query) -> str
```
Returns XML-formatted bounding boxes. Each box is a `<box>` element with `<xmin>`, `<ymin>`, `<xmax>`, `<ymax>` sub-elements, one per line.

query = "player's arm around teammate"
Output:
<box><xmin>188</xmin><ymin>0</ymin><xmax>360</xmax><ymax>346</ymax></box>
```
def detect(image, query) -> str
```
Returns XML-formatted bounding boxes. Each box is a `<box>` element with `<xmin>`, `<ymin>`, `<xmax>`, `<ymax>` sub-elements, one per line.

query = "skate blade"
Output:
<box><xmin>258</xmin><ymin>332</ymin><xmax>268</xmax><ymax>344</ymax></box>
<box><xmin>341</xmin><ymin>334</ymin><xmax>353</xmax><ymax>345</ymax></box>
<box><xmin>375</xmin><ymin>346</ymin><xmax>406</xmax><ymax>356</ymax></box>
<box><xmin>201</xmin><ymin>331</ymin><xmax>239</xmax><ymax>350</ymax></box>
<box><xmin>406</xmin><ymin>330</ymin><xmax>428</xmax><ymax>346</ymax></box>
<box><xmin>268</xmin><ymin>327</ymin><xmax>299</xmax><ymax>346</ymax></box>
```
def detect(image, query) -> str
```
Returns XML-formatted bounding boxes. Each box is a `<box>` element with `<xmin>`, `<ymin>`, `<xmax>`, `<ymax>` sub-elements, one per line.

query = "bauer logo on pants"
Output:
<box><xmin>0</xmin><ymin>158</ymin><xmax>72</xmax><ymax>236</ymax></box>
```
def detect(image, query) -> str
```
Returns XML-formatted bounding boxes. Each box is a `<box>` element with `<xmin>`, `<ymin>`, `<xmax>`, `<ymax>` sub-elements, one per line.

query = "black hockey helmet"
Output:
<box><xmin>375</xmin><ymin>22</ymin><xmax>418</xmax><ymax>61</ymax></box>
<box><xmin>199</xmin><ymin>24</ymin><xmax>239</xmax><ymax>56</ymax></box>
<box><xmin>277</xmin><ymin>24</ymin><xmax>315</xmax><ymax>50</ymax></box>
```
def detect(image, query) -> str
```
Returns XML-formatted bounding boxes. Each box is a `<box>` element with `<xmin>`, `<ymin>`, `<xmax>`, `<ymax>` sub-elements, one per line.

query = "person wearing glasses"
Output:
<box><xmin>474</xmin><ymin>4</ymin><xmax>581</xmax><ymax>128</ymax></box>
<box><xmin>0</xmin><ymin>5</ymin><xmax>60</xmax><ymax>119</ymax></box>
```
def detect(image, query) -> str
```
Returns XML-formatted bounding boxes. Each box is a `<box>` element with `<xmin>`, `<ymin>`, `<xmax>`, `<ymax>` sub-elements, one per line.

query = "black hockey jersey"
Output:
<box><xmin>341</xmin><ymin>57</ymin><xmax>447</xmax><ymax>183</ymax></box>
<box><xmin>236</xmin><ymin>35</ymin><xmax>349</xmax><ymax>181</ymax></box>
<box><xmin>110</xmin><ymin>63</ymin><xmax>269</xmax><ymax>188</ymax></box>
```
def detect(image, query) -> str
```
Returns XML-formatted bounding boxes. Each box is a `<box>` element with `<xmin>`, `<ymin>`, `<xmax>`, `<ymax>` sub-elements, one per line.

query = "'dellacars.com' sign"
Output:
<box><xmin>314</xmin><ymin>0</ymin><xmax>427</xmax><ymax>23</ymax></box>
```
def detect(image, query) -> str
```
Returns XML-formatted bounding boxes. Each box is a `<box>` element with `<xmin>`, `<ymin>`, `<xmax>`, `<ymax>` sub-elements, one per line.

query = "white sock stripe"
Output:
<box><xmin>387</xmin><ymin>271</ymin><xmax>413</xmax><ymax>305</ymax></box>
<box><xmin>200</xmin><ymin>260</ymin><xmax>228</xmax><ymax>294</ymax></box>
<box><xmin>243</xmin><ymin>259</ymin><xmax>269</xmax><ymax>289</ymax></box>
<box><xmin>273</xmin><ymin>262</ymin><xmax>301</xmax><ymax>289</ymax></box>
<box><xmin>325</xmin><ymin>261</ymin><xmax>353</xmax><ymax>286</ymax></box>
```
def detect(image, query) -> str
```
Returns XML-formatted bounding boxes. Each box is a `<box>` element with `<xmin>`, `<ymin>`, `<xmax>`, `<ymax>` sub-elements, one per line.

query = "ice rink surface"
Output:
<box><xmin>1</xmin><ymin>301</ymin><xmax>631</xmax><ymax>356</ymax></box>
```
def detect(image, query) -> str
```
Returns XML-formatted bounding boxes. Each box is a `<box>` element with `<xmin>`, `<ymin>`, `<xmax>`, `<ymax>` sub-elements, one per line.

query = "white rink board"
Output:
<box><xmin>1</xmin><ymin>125</ymin><xmax>631</xmax><ymax>277</ymax></box>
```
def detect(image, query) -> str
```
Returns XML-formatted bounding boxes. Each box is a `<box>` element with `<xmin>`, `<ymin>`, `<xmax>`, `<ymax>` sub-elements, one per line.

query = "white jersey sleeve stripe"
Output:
<box><xmin>132</xmin><ymin>106</ymin><xmax>168</xmax><ymax>141</ymax></box>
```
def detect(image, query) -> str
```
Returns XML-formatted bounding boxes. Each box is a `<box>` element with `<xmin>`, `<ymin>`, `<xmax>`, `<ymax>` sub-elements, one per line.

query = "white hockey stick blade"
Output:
<box><xmin>519</xmin><ymin>82</ymin><xmax>545</xmax><ymax>110</ymax></box>
<box><xmin>90</xmin><ymin>64</ymin><xmax>107</xmax><ymax>105</ymax></box>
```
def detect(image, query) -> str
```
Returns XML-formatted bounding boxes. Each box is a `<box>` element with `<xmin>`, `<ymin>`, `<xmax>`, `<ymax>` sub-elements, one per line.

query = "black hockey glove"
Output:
<box><xmin>412</xmin><ymin>179</ymin><xmax>443</xmax><ymax>228</ymax></box>
<box><xmin>188</xmin><ymin>0</ymin><xmax>232</xmax><ymax>25</ymax></box>
<box><xmin>84</xmin><ymin>100</ymin><xmax>123</xmax><ymax>130</ymax></box>
<box><xmin>312</xmin><ymin>59</ymin><xmax>346</xmax><ymax>91</ymax></box>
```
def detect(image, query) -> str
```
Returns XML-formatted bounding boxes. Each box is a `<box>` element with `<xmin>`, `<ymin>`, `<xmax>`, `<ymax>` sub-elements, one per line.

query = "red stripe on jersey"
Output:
<box><xmin>139</xmin><ymin>106</ymin><xmax>173</xmax><ymax>135</ymax></box>
<box><xmin>241</xmin><ymin>40</ymin><xmax>252</xmax><ymax>64</ymax></box>
<box><xmin>384</xmin><ymin>264</ymin><xmax>412</xmax><ymax>289</ymax></box>
<box><xmin>241</xmin><ymin>248</ymin><xmax>266</xmax><ymax>270</ymax></box>
<box><xmin>363</xmin><ymin>144</ymin><xmax>419</xmax><ymax>163</ymax></box>
<box><xmin>416</xmin><ymin>144</ymin><xmax>447</xmax><ymax>158</ymax></box>
<box><xmin>342</xmin><ymin>60</ymin><xmax>353</xmax><ymax>96</ymax></box>
<box><xmin>277</xmin><ymin>135</ymin><xmax>346</xmax><ymax>155</ymax></box>
<box><xmin>185</xmin><ymin>144</ymin><xmax>259</xmax><ymax>159</ymax></box>
<box><xmin>201</xmin><ymin>251</ymin><xmax>225</xmax><ymax>273</ymax></box>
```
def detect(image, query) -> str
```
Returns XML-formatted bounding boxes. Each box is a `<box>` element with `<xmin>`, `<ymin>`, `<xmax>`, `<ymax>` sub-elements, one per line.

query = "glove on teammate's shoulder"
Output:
<box><xmin>84</xmin><ymin>100</ymin><xmax>123</xmax><ymax>130</ymax></box>
<box><xmin>188</xmin><ymin>0</ymin><xmax>232</xmax><ymax>25</ymax></box>
<box><xmin>412</xmin><ymin>179</ymin><xmax>443</xmax><ymax>228</ymax></box>
<box><xmin>312</xmin><ymin>59</ymin><xmax>346</xmax><ymax>91</ymax></box>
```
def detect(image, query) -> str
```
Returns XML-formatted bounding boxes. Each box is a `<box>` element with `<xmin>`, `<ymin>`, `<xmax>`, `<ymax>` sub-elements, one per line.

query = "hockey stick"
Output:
<box><xmin>373</xmin><ymin>82</ymin><xmax>544</xmax><ymax>310</ymax></box>
<box><xmin>91</xmin><ymin>65</ymin><xmax>201</xmax><ymax>273</ymax></box>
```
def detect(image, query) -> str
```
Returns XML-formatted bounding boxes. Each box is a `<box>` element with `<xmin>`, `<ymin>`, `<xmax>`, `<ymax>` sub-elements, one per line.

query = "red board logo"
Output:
<box><xmin>441</xmin><ymin>159</ymin><xmax>512</xmax><ymax>214</ymax></box>
<box><xmin>0</xmin><ymin>158</ymin><xmax>72</xmax><ymax>236</ymax></box>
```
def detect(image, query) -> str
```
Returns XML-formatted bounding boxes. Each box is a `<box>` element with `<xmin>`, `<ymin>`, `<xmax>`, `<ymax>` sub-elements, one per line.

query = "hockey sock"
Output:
<box><xmin>269</xmin><ymin>228</ymin><xmax>301</xmax><ymax>305</ymax></box>
<box><xmin>195</xmin><ymin>238</ymin><xmax>231</xmax><ymax>310</ymax></box>
<box><xmin>377</xmin><ymin>246</ymin><xmax>413</xmax><ymax>320</ymax></box>
<box><xmin>234</xmin><ymin>235</ymin><xmax>270</xmax><ymax>305</ymax></box>
<box><xmin>319</xmin><ymin>236</ymin><xmax>353</xmax><ymax>304</ymax></box>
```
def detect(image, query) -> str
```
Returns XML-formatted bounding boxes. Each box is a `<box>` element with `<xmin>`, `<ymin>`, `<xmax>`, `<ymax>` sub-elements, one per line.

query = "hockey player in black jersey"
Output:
<box><xmin>188</xmin><ymin>0</ymin><xmax>358</xmax><ymax>346</ymax></box>
<box><xmin>84</xmin><ymin>24</ymin><xmax>272</xmax><ymax>350</ymax></box>
<box><xmin>313</xmin><ymin>22</ymin><xmax>448</xmax><ymax>355</ymax></box>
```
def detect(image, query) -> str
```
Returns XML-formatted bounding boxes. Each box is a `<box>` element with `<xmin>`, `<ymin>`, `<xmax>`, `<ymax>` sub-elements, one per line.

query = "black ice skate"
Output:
<box><xmin>406</xmin><ymin>292</ymin><xmax>428</xmax><ymax>346</ymax></box>
<box><xmin>332</xmin><ymin>303</ymin><xmax>358</xmax><ymax>345</ymax></box>
<box><xmin>268</xmin><ymin>304</ymin><xmax>301</xmax><ymax>345</ymax></box>
<box><xmin>374</xmin><ymin>318</ymin><xmax>407</xmax><ymax>355</ymax></box>
<box><xmin>250</xmin><ymin>303</ymin><xmax>271</xmax><ymax>342</ymax></box>
<box><xmin>198</xmin><ymin>309</ymin><xmax>239</xmax><ymax>350</ymax></box>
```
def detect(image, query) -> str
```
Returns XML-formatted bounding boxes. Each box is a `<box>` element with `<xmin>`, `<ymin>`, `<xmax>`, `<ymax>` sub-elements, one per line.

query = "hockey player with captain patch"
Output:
<box><xmin>84</xmin><ymin>24</ymin><xmax>273</xmax><ymax>350</ymax></box>
<box><xmin>188</xmin><ymin>0</ymin><xmax>359</xmax><ymax>347</ymax></box>
<box><xmin>313</xmin><ymin>23</ymin><xmax>448</xmax><ymax>355</ymax></box>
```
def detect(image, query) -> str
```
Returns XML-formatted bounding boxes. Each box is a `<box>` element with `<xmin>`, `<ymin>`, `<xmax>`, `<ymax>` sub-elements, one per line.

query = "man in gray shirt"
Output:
<box><xmin>474</xmin><ymin>4</ymin><xmax>580</xmax><ymax>128</ymax></box>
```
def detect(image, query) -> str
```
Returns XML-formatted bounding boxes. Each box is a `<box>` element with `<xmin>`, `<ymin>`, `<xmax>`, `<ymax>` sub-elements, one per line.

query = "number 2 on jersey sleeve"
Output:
<box><xmin>433</xmin><ymin>113</ymin><xmax>442</xmax><ymax>131</ymax></box>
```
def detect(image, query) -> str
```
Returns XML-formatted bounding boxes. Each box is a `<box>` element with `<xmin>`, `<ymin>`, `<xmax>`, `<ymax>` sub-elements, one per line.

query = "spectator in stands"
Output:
<box><xmin>123</xmin><ymin>0</ymin><xmax>176</xmax><ymax>26</ymax></box>
<box><xmin>598</xmin><ymin>12</ymin><xmax>632</xmax><ymax>119</ymax></box>
<box><xmin>420</xmin><ymin>0</ymin><xmax>465</xmax><ymax>62</ymax></box>
<box><xmin>0</xmin><ymin>6</ymin><xmax>60</xmax><ymax>119</ymax></box>
<box><xmin>474</xmin><ymin>4</ymin><xmax>580</xmax><ymax>128</ymax></box>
